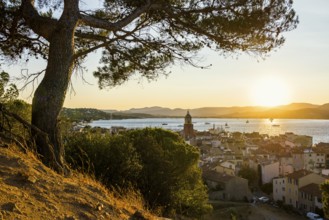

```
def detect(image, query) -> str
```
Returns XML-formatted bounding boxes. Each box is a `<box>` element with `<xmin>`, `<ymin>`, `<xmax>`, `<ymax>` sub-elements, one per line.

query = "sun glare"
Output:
<box><xmin>251</xmin><ymin>76</ymin><xmax>291</xmax><ymax>107</ymax></box>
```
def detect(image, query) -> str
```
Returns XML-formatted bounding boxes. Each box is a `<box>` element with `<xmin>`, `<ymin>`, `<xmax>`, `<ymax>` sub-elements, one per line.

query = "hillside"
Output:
<box><xmin>61</xmin><ymin>108</ymin><xmax>153</xmax><ymax>122</ymax></box>
<box><xmin>0</xmin><ymin>143</ymin><xmax>163</xmax><ymax>220</ymax></box>
<box><xmin>116</xmin><ymin>103</ymin><xmax>329</xmax><ymax>119</ymax></box>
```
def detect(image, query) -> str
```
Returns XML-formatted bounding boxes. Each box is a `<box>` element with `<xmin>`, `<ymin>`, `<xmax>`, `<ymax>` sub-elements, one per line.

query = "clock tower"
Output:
<box><xmin>184</xmin><ymin>110</ymin><xmax>195</xmax><ymax>140</ymax></box>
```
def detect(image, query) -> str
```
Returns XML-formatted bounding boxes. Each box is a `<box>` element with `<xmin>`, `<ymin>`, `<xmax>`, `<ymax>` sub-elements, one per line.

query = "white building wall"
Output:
<box><xmin>261</xmin><ymin>161</ymin><xmax>280</xmax><ymax>184</ymax></box>
<box><xmin>273</xmin><ymin>177</ymin><xmax>287</xmax><ymax>202</ymax></box>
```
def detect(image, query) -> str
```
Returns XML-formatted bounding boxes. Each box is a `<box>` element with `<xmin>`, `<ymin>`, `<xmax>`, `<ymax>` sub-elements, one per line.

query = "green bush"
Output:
<box><xmin>260</xmin><ymin>182</ymin><xmax>273</xmax><ymax>195</ymax></box>
<box><xmin>321</xmin><ymin>182</ymin><xmax>329</xmax><ymax>219</ymax></box>
<box><xmin>65</xmin><ymin>132</ymin><xmax>141</xmax><ymax>187</ymax></box>
<box><xmin>65</xmin><ymin>128</ymin><xmax>212</xmax><ymax>218</ymax></box>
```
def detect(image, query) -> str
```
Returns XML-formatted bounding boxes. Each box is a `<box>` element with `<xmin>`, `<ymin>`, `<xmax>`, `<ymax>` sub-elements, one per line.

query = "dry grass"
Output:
<box><xmin>0</xmin><ymin>143</ymin><xmax>164</xmax><ymax>220</ymax></box>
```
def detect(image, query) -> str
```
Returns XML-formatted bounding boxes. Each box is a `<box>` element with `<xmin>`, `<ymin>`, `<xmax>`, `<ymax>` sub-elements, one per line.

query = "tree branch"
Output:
<box><xmin>78</xmin><ymin>0</ymin><xmax>156</xmax><ymax>31</ymax></box>
<box><xmin>21</xmin><ymin>0</ymin><xmax>58</xmax><ymax>40</ymax></box>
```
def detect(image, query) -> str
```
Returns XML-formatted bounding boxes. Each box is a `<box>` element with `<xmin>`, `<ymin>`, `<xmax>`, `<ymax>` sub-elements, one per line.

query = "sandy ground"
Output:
<box><xmin>0</xmin><ymin>144</ymin><xmax>160</xmax><ymax>220</ymax></box>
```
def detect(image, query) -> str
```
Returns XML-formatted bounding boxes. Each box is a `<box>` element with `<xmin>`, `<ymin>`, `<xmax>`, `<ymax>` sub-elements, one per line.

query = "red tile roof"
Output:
<box><xmin>299</xmin><ymin>183</ymin><xmax>322</xmax><ymax>198</ymax></box>
<box><xmin>286</xmin><ymin>169</ymin><xmax>312</xmax><ymax>179</ymax></box>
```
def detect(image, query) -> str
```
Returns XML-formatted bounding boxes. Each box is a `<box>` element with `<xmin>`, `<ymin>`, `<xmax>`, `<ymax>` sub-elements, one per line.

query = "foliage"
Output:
<box><xmin>0</xmin><ymin>71</ymin><xmax>31</xmax><ymax>137</ymax></box>
<box><xmin>65</xmin><ymin>132</ymin><xmax>141</xmax><ymax>187</ymax></box>
<box><xmin>5</xmin><ymin>99</ymin><xmax>31</xmax><ymax>122</ymax></box>
<box><xmin>1</xmin><ymin>0</ymin><xmax>298</xmax><ymax>86</ymax></box>
<box><xmin>0</xmin><ymin>71</ymin><xmax>18</xmax><ymax>104</ymax></box>
<box><xmin>1</xmin><ymin>0</ymin><xmax>299</xmax><ymax>171</ymax></box>
<box><xmin>260</xmin><ymin>182</ymin><xmax>273</xmax><ymax>195</ymax></box>
<box><xmin>60</xmin><ymin>108</ymin><xmax>154</xmax><ymax>122</ymax></box>
<box><xmin>61</xmin><ymin>108</ymin><xmax>114</xmax><ymax>122</ymax></box>
<box><xmin>65</xmin><ymin>128</ymin><xmax>212</xmax><ymax>218</ymax></box>
<box><xmin>320</xmin><ymin>182</ymin><xmax>329</xmax><ymax>219</ymax></box>
<box><xmin>238</xmin><ymin>166</ymin><xmax>258</xmax><ymax>188</ymax></box>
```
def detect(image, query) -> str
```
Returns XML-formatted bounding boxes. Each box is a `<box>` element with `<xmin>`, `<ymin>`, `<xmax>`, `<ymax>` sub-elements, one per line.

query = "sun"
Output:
<box><xmin>250</xmin><ymin>76</ymin><xmax>291</xmax><ymax>107</ymax></box>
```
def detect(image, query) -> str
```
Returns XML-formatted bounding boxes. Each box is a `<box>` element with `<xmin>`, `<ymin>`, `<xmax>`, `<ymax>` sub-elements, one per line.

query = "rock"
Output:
<box><xmin>26</xmin><ymin>175</ymin><xmax>37</xmax><ymax>184</ymax></box>
<box><xmin>64</xmin><ymin>215</ymin><xmax>76</xmax><ymax>220</ymax></box>
<box><xmin>130</xmin><ymin>210</ymin><xmax>147</xmax><ymax>220</ymax></box>
<box><xmin>0</xmin><ymin>143</ymin><xmax>9</xmax><ymax>148</ymax></box>
<box><xmin>96</xmin><ymin>203</ymin><xmax>104</xmax><ymax>211</ymax></box>
<box><xmin>1</xmin><ymin>202</ymin><xmax>22</xmax><ymax>214</ymax></box>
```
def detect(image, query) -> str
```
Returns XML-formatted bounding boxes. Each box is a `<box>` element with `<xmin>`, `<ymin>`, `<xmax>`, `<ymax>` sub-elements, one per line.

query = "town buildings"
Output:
<box><xmin>203</xmin><ymin>170</ymin><xmax>252</xmax><ymax>201</ymax></box>
<box><xmin>272</xmin><ymin>170</ymin><xmax>325</xmax><ymax>213</ymax></box>
<box><xmin>178</xmin><ymin>112</ymin><xmax>328</xmax><ymax>215</ymax></box>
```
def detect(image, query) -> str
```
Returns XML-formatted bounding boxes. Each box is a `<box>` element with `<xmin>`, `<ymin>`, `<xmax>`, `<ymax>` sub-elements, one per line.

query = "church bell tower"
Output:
<box><xmin>183</xmin><ymin>110</ymin><xmax>195</xmax><ymax>140</ymax></box>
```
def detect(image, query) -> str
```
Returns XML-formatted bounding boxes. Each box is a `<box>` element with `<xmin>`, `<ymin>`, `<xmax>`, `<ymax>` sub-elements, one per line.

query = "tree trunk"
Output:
<box><xmin>31</xmin><ymin>1</ymin><xmax>79</xmax><ymax>173</ymax></box>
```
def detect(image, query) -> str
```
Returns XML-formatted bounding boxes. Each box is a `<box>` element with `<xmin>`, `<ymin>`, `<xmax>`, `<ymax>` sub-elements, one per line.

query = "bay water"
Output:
<box><xmin>89</xmin><ymin>118</ymin><xmax>329</xmax><ymax>145</ymax></box>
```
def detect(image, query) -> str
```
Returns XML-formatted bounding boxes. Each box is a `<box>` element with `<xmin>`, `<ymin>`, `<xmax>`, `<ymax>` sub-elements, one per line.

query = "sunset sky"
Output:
<box><xmin>4</xmin><ymin>0</ymin><xmax>329</xmax><ymax>110</ymax></box>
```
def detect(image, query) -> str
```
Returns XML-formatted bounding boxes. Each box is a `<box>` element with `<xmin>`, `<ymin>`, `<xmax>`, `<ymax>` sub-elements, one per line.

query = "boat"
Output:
<box><xmin>246</xmin><ymin>120</ymin><xmax>249</xmax><ymax>123</ymax></box>
<box><xmin>225</xmin><ymin>123</ymin><xmax>230</xmax><ymax>128</ymax></box>
<box><xmin>162</xmin><ymin>123</ymin><xmax>168</xmax><ymax>125</ymax></box>
<box><xmin>272</xmin><ymin>124</ymin><xmax>280</xmax><ymax>127</ymax></box>
<box><xmin>205</xmin><ymin>122</ymin><xmax>211</xmax><ymax>125</ymax></box>
<box><xmin>269</xmin><ymin>118</ymin><xmax>274</xmax><ymax>122</ymax></box>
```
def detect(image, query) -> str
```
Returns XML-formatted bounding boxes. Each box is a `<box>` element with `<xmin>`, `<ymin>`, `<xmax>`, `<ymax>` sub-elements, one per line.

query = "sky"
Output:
<box><xmin>4</xmin><ymin>0</ymin><xmax>329</xmax><ymax>110</ymax></box>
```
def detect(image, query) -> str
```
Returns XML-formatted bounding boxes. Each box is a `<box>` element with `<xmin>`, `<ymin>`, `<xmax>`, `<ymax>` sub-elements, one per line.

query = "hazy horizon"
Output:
<box><xmin>93</xmin><ymin>102</ymin><xmax>327</xmax><ymax>111</ymax></box>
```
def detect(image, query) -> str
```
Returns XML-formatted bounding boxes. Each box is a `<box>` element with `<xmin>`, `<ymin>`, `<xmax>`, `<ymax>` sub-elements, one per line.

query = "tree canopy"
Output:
<box><xmin>1</xmin><ymin>0</ymin><xmax>298</xmax><ymax>87</ymax></box>
<box><xmin>65</xmin><ymin>128</ymin><xmax>212</xmax><ymax>217</ymax></box>
<box><xmin>0</xmin><ymin>71</ymin><xmax>18</xmax><ymax>103</ymax></box>
<box><xmin>0</xmin><ymin>0</ymin><xmax>298</xmax><ymax>171</ymax></box>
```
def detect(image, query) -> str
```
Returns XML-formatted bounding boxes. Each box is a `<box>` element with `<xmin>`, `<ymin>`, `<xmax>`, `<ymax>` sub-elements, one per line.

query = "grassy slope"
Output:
<box><xmin>0</xmin><ymin>143</ymin><xmax>163</xmax><ymax>220</ymax></box>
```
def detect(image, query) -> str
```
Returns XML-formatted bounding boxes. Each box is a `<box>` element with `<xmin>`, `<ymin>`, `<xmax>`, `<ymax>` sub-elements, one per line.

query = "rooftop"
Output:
<box><xmin>299</xmin><ymin>183</ymin><xmax>322</xmax><ymax>198</ymax></box>
<box><xmin>202</xmin><ymin>169</ymin><xmax>235</xmax><ymax>183</ymax></box>
<box><xmin>286</xmin><ymin>169</ymin><xmax>313</xmax><ymax>180</ymax></box>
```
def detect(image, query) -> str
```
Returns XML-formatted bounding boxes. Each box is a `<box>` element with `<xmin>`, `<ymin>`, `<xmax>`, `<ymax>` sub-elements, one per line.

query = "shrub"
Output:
<box><xmin>65</xmin><ymin>128</ymin><xmax>212</xmax><ymax>218</ymax></box>
<box><xmin>65</xmin><ymin>132</ymin><xmax>141</xmax><ymax>187</ymax></box>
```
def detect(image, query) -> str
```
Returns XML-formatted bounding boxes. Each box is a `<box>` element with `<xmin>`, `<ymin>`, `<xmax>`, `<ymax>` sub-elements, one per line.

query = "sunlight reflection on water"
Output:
<box><xmin>89</xmin><ymin>118</ymin><xmax>329</xmax><ymax>144</ymax></box>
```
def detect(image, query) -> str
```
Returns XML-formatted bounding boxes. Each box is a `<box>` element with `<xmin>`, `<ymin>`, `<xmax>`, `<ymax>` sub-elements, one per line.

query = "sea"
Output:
<box><xmin>89</xmin><ymin>118</ymin><xmax>329</xmax><ymax>145</ymax></box>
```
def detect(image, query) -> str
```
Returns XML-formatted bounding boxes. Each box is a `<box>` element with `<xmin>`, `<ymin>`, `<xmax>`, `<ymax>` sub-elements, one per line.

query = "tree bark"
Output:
<box><xmin>31</xmin><ymin>0</ymin><xmax>79</xmax><ymax>173</ymax></box>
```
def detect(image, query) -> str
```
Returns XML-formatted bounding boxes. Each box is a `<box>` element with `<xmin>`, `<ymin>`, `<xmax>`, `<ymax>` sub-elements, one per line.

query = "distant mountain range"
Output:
<box><xmin>104</xmin><ymin>103</ymin><xmax>329</xmax><ymax>119</ymax></box>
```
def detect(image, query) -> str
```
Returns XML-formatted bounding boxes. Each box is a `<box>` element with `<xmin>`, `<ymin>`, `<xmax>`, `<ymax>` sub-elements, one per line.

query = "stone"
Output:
<box><xmin>96</xmin><ymin>203</ymin><xmax>104</xmax><ymax>211</ymax></box>
<box><xmin>26</xmin><ymin>175</ymin><xmax>37</xmax><ymax>184</ymax></box>
<box><xmin>64</xmin><ymin>215</ymin><xmax>76</xmax><ymax>220</ymax></box>
<box><xmin>0</xmin><ymin>143</ymin><xmax>9</xmax><ymax>148</ymax></box>
<box><xmin>1</xmin><ymin>202</ymin><xmax>22</xmax><ymax>214</ymax></box>
<box><xmin>130</xmin><ymin>210</ymin><xmax>147</xmax><ymax>220</ymax></box>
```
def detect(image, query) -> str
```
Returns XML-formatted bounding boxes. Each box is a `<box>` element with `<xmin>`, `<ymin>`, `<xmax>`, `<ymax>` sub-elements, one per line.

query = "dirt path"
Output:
<box><xmin>204</xmin><ymin>201</ymin><xmax>303</xmax><ymax>220</ymax></box>
<box><xmin>248</xmin><ymin>204</ymin><xmax>302</xmax><ymax>220</ymax></box>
